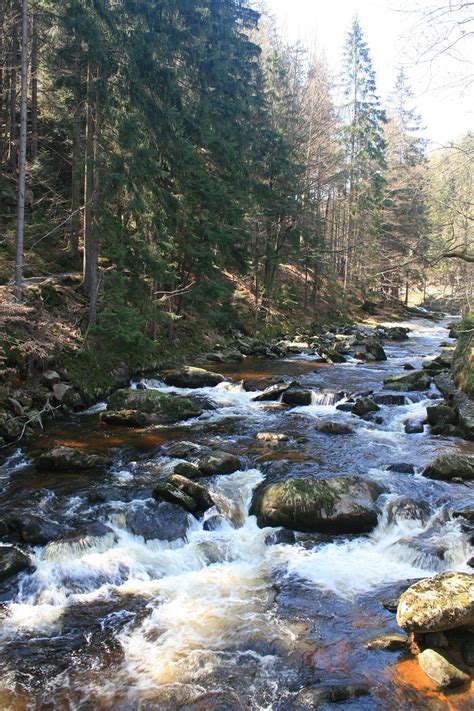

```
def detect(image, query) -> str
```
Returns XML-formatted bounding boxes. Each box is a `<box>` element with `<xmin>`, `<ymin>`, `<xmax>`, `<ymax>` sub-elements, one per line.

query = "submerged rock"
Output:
<box><xmin>256</xmin><ymin>432</ymin><xmax>289</xmax><ymax>442</ymax></box>
<box><xmin>387</xmin><ymin>463</ymin><xmax>415</xmax><ymax>474</ymax></box>
<box><xmin>422</xmin><ymin>453</ymin><xmax>474</xmax><ymax>481</ymax></box>
<box><xmin>383</xmin><ymin>370</ymin><xmax>431</xmax><ymax>391</ymax></box>
<box><xmin>418</xmin><ymin>648</ymin><xmax>470</xmax><ymax>688</ymax></box>
<box><xmin>162</xmin><ymin>366</ymin><xmax>225</xmax><ymax>388</ymax></box>
<box><xmin>105</xmin><ymin>389</ymin><xmax>202</xmax><ymax>425</ymax></box>
<box><xmin>396</xmin><ymin>571</ymin><xmax>474</xmax><ymax>633</ymax></box>
<box><xmin>250</xmin><ymin>475</ymin><xmax>384</xmax><ymax>534</ymax></box>
<box><xmin>364</xmin><ymin>633</ymin><xmax>408</xmax><ymax>651</ymax></box>
<box><xmin>100</xmin><ymin>409</ymin><xmax>148</xmax><ymax>427</ymax></box>
<box><xmin>404</xmin><ymin>419</ymin><xmax>424</xmax><ymax>434</ymax></box>
<box><xmin>35</xmin><ymin>446</ymin><xmax>109</xmax><ymax>471</ymax></box>
<box><xmin>294</xmin><ymin>681</ymin><xmax>370</xmax><ymax>709</ymax></box>
<box><xmin>0</xmin><ymin>546</ymin><xmax>32</xmax><ymax>582</ymax></box>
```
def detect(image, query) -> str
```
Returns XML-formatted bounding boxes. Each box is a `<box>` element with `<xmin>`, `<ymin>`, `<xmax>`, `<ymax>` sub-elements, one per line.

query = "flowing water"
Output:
<box><xmin>0</xmin><ymin>318</ymin><xmax>473</xmax><ymax>709</ymax></box>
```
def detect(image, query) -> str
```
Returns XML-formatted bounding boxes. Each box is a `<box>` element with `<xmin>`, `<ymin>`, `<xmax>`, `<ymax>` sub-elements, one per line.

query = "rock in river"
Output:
<box><xmin>104</xmin><ymin>389</ymin><xmax>202</xmax><ymax>425</ymax></box>
<box><xmin>396</xmin><ymin>571</ymin><xmax>474</xmax><ymax>633</ymax></box>
<box><xmin>0</xmin><ymin>546</ymin><xmax>32</xmax><ymax>582</ymax></box>
<box><xmin>153</xmin><ymin>474</ymin><xmax>214</xmax><ymax>515</ymax></box>
<box><xmin>418</xmin><ymin>648</ymin><xmax>470</xmax><ymax>688</ymax></box>
<box><xmin>36</xmin><ymin>446</ymin><xmax>110</xmax><ymax>471</ymax></box>
<box><xmin>383</xmin><ymin>370</ymin><xmax>431</xmax><ymax>391</ymax></box>
<box><xmin>250</xmin><ymin>475</ymin><xmax>385</xmax><ymax>534</ymax></box>
<box><xmin>162</xmin><ymin>366</ymin><xmax>225</xmax><ymax>388</ymax></box>
<box><xmin>352</xmin><ymin>397</ymin><xmax>380</xmax><ymax>417</ymax></box>
<box><xmin>422</xmin><ymin>453</ymin><xmax>474</xmax><ymax>481</ymax></box>
<box><xmin>315</xmin><ymin>421</ymin><xmax>354</xmax><ymax>435</ymax></box>
<box><xmin>197</xmin><ymin>450</ymin><xmax>241</xmax><ymax>476</ymax></box>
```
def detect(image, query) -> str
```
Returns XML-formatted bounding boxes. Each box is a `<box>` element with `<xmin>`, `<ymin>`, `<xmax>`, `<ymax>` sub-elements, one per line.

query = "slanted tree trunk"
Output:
<box><xmin>30</xmin><ymin>1</ymin><xmax>38</xmax><ymax>160</ymax></box>
<box><xmin>14</xmin><ymin>0</ymin><xmax>27</xmax><ymax>303</ymax></box>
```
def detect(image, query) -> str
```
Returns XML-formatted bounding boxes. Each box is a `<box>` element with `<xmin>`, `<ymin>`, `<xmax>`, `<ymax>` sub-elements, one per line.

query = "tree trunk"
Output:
<box><xmin>14</xmin><ymin>0</ymin><xmax>27</xmax><ymax>303</ymax></box>
<box><xmin>69</xmin><ymin>100</ymin><xmax>82</xmax><ymax>257</ymax></box>
<box><xmin>30</xmin><ymin>1</ymin><xmax>38</xmax><ymax>161</ymax></box>
<box><xmin>9</xmin><ymin>7</ymin><xmax>18</xmax><ymax>172</ymax></box>
<box><xmin>82</xmin><ymin>60</ymin><xmax>95</xmax><ymax>295</ymax></box>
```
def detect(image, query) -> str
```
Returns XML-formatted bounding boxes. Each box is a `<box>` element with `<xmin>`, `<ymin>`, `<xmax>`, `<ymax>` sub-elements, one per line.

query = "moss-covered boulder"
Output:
<box><xmin>100</xmin><ymin>410</ymin><xmax>148</xmax><ymax>427</ymax></box>
<box><xmin>352</xmin><ymin>397</ymin><xmax>380</xmax><ymax>417</ymax></box>
<box><xmin>383</xmin><ymin>370</ymin><xmax>431</xmax><ymax>391</ymax></box>
<box><xmin>105</xmin><ymin>388</ymin><xmax>202</xmax><ymax>425</ymax></box>
<box><xmin>162</xmin><ymin>366</ymin><xmax>225</xmax><ymax>388</ymax></box>
<box><xmin>250</xmin><ymin>475</ymin><xmax>385</xmax><ymax>533</ymax></box>
<box><xmin>197</xmin><ymin>450</ymin><xmax>241</xmax><ymax>476</ymax></box>
<box><xmin>396</xmin><ymin>572</ymin><xmax>474</xmax><ymax>633</ymax></box>
<box><xmin>35</xmin><ymin>446</ymin><xmax>110</xmax><ymax>471</ymax></box>
<box><xmin>422</xmin><ymin>453</ymin><xmax>474</xmax><ymax>481</ymax></box>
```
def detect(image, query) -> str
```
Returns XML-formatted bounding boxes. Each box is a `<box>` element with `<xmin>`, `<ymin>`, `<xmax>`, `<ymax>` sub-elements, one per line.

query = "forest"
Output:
<box><xmin>1</xmin><ymin>0</ymin><xmax>472</xmax><ymax>381</ymax></box>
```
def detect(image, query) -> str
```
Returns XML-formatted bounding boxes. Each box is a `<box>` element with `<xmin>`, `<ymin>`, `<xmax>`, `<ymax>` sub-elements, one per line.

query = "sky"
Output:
<box><xmin>267</xmin><ymin>0</ymin><xmax>474</xmax><ymax>149</ymax></box>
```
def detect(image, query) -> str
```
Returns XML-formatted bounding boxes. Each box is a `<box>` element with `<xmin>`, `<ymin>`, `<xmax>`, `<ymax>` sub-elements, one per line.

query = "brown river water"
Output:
<box><xmin>0</xmin><ymin>317</ymin><xmax>473</xmax><ymax>709</ymax></box>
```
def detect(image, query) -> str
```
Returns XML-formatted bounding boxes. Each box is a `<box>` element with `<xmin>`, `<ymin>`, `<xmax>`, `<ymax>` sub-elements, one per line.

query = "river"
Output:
<box><xmin>0</xmin><ymin>317</ymin><xmax>473</xmax><ymax>709</ymax></box>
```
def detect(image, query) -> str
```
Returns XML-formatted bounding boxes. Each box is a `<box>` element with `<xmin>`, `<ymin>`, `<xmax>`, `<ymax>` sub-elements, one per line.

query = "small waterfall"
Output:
<box><xmin>311</xmin><ymin>390</ymin><xmax>346</xmax><ymax>406</ymax></box>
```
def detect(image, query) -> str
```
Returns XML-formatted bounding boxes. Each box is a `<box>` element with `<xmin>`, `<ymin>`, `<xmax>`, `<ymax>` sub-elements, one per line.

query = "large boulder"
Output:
<box><xmin>422</xmin><ymin>454</ymin><xmax>474</xmax><ymax>481</ymax></box>
<box><xmin>5</xmin><ymin>515</ymin><xmax>61</xmax><ymax>545</ymax></box>
<box><xmin>253</xmin><ymin>383</ymin><xmax>291</xmax><ymax>402</ymax></box>
<box><xmin>105</xmin><ymin>389</ymin><xmax>202</xmax><ymax>425</ymax></box>
<box><xmin>0</xmin><ymin>546</ymin><xmax>32</xmax><ymax>582</ymax></box>
<box><xmin>162</xmin><ymin>366</ymin><xmax>225</xmax><ymax>388</ymax></box>
<box><xmin>35</xmin><ymin>446</ymin><xmax>109</xmax><ymax>471</ymax></box>
<box><xmin>383</xmin><ymin>371</ymin><xmax>431</xmax><ymax>391</ymax></box>
<box><xmin>250</xmin><ymin>475</ymin><xmax>385</xmax><ymax>533</ymax></box>
<box><xmin>396</xmin><ymin>572</ymin><xmax>474</xmax><ymax>633</ymax></box>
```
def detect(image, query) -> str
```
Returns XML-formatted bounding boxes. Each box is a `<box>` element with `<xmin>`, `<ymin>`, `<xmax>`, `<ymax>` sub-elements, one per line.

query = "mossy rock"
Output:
<box><xmin>397</xmin><ymin>572</ymin><xmax>474</xmax><ymax>633</ymax></box>
<box><xmin>250</xmin><ymin>475</ymin><xmax>385</xmax><ymax>533</ymax></box>
<box><xmin>106</xmin><ymin>389</ymin><xmax>202</xmax><ymax>424</ymax></box>
<box><xmin>422</xmin><ymin>453</ymin><xmax>474</xmax><ymax>481</ymax></box>
<box><xmin>383</xmin><ymin>370</ymin><xmax>431</xmax><ymax>391</ymax></box>
<box><xmin>452</xmin><ymin>314</ymin><xmax>474</xmax><ymax>400</ymax></box>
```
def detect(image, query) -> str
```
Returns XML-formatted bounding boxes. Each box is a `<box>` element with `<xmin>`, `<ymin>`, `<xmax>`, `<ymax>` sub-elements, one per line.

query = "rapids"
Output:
<box><xmin>0</xmin><ymin>317</ymin><xmax>473</xmax><ymax>709</ymax></box>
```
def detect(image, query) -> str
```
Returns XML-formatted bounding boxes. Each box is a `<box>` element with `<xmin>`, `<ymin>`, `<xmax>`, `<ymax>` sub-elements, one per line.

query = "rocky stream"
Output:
<box><xmin>0</xmin><ymin>316</ymin><xmax>473</xmax><ymax>709</ymax></box>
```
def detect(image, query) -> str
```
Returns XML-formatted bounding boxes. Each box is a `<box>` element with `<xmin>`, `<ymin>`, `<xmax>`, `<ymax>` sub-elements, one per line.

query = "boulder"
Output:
<box><xmin>294</xmin><ymin>682</ymin><xmax>370</xmax><ymax>709</ymax></box>
<box><xmin>387</xmin><ymin>463</ymin><xmax>415</xmax><ymax>474</ymax></box>
<box><xmin>385</xmin><ymin>326</ymin><xmax>410</xmax><ymax>341</ymax></box>
<box><xmin>383</xmin><ymin>371</ymin><xmax>431</xmax><ymax>392</ymax></box>
<box><xmin>396</xmin><ymin>572</ymin><xmax>474</xmax><ymax>633</ymax></box>
<box><xmin>242</xmin><ymin>377</ymin><xmax>285</xmax><ymax>392</ymax></box>
<box><xmin>152</xmin><ymin>480</ymin><xmax>199</xmax><ymax>514</ymax></box>
<box><xmin>168</xmin><ymin>473</ymin><xmax>214</xmax><ymax>509</ymax></box>
<box><xmin>162</xmin><ymin>366</ymin><xmax>225</xmax><ymax>388</ymax></box>
<box><xmin>100</xmin><ymin>410</ymin><xmax>148</xmax><ymax>427</ymax></box>
<box><xmin>418</xmin><ymin>649</ymin><xmax>470</xmax><ymax>688</ymax></box>
<box><xmin>197</xmin><ymin>450</ymin><xmax>241</xmax><ymax>476</ymax></box>
<box><xmin>0</xmin><ymin>414</ymin><xmax>23</xmax><ymax>442</ymax></box>
<box><xmin>365</xmin><ymin>340</ymin><xmax>387</xmax><ymax>361</ymax></box>
<box><xmin>173</xmin><ymin>461</ymin><xmax>201</xmax><ymax>478</ymax></box>
<box><xmin>426</xmin><ymin>405</ymin><xmax>458</xmax><ymax>437</ymax></box>
<box><xmin>6</xmin><ymin>515</ymin><xmax>61</xmax><ymax>545</ymax></box>
<box><xmin>373</xmin><ymin>394</ymin><xmax>408</xmax><ymax>406</ymax></box>
<box><xmin>253</xmin><ymin>383</ymin><xmax>291</xmax><ymax>402</ymax></box>
<box><xmin>106</xmin><ymin>389</ymin><xmax>202</xmax><ymax>425</ymax></box>
<box><xmin>35</xmin><ymin>446</ymin><xmax>109</xmax><ymax>472</ymax></box>
<box><xmin>422</xmin><ymin>454</ymin><xmax>474</xmax><ymax>481</ymax></box>
<box><xmin>281</xmin><ymin>389</ymin><xmax>313</xmax><ymax>406</ymax></box>
<box><xmin>404</xmin><ymin>420</ymin><xmax>424</xmax><ymax>434</ymax></box>
<box><xmin>315</xmin><ymin>422</ymin><xmax>354</xmax><ymax>435</ymax></box>
<box><xmin>0</xmin><ymin>546</ymin><xmax>32</xmax><ymax>582</ymax></box>
<box><xmin>125</xmin><ymin>501</ymin><xmax>189</xmax><ymax>542</ymax></box>
<box><xmin>364</xmin><ymin>633</ymin><xmax>408</xmax><ymax>651</ymax></box>
<box><xmin>352</xmin><ymin>397</ymin><xmax>380</xmax><ymax>417</ymax></box>
<box><xmin>250</xmin><ymin>475</ymin><xmax>385</xmax><ymax>534</ymax></box>
<box><xmin>52</xmin><ymin>383</ymin><xmax>84</xmax><ymax>409</ymax></box>
<box><xmin>42</xmin><ymin>370</ymin><xmax>61</xmax><ymax>387</ymax></box>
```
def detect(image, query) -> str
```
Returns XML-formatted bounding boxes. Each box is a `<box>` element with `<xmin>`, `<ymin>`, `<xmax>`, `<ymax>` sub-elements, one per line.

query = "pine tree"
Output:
<box><xmin>340</xmin><ymin>16</ymin><xmax>386</xmax><ymax>289</ymax></box>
